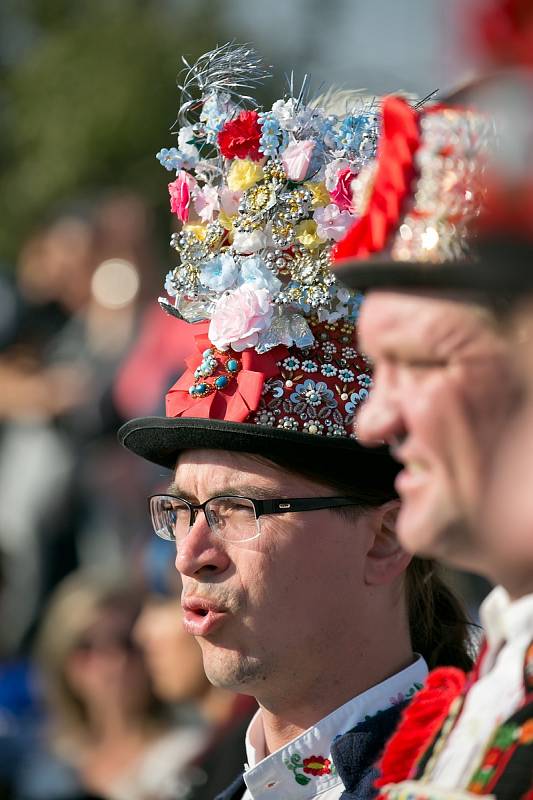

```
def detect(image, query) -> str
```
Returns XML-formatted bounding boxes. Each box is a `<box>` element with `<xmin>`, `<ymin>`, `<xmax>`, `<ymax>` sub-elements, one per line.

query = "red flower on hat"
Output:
<box><xmin>332</xmin><ymin>96</ymin><xmax>420</xmax><ymax>263</ymax></box>
<box><xmin>165</xmin><ymin>322</ymin><xmax>288</xmax><ymax>422</ymax></box>
<box><xmin>218</xmin><ymin>110</ymin><xmax>263</xmax><ymax>162</ymax></box>
<box><xmin>303</xmin><ymin>756</ymin><xmax>332</xmax><ymax>776</ymax></box>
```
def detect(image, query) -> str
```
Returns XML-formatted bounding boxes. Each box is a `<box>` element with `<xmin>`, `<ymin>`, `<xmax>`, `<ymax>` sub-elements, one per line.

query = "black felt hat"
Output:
<box><xmin>118</xmin><ymin>415</ymin><xmax>400</xmax><ymax>490</ymax></box>
<box><xmin>336</xmin><ymin>236</ymin><xmax>533</xmax><ymax>297</ymax></box>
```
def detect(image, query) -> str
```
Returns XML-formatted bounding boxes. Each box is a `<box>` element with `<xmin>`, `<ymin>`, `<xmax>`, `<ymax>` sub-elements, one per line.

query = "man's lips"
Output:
<box><xmin>181</xmin><ymin>596</ymin><xmax>229</xmax><ymax>637</ymax></box>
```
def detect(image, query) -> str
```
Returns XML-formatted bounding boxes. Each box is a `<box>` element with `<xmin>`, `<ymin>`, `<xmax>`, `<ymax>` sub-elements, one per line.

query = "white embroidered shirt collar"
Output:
<box><xmin>242</xmin><ymin>655</ymin><xmax>428</xmax><ymax>800</ymax></box>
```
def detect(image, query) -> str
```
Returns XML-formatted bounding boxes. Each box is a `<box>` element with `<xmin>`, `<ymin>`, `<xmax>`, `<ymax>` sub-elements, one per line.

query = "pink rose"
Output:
<box><xmin>209</xmin><ymin>286</ymin><xmax>273</xmax><ymax>352</ymax></box>
<box><xmin>330</xmin><ymin>167</ymin><xmax>356</xmax><ymax>211</ymax></box>
<box><xmin>168</xmin><ymin>171</ymin><xmax>197</xmax><ymax>222</ymax></box>
<box><xmin>282</xmin><ymin>140</ymin><xmax>315</xmax><ymax>181</ymax></box>
<box><xmin>313</xmin><ymin>203</ymin><xmax>356</xmax><ymax>242</ymax></box>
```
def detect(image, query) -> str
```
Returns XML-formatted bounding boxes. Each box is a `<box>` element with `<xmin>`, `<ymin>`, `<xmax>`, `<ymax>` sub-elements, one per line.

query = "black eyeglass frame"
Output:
<box><xmin>148</xmin><ymin>494</ymin><xmax>362</xmax><ymax>542</ymax></box>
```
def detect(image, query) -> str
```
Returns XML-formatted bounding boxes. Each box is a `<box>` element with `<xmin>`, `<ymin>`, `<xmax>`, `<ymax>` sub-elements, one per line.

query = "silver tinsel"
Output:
<box><xmin>177</xmin><ymin>43</ymin><xmax>272</xmax><ymax>127</ymax></box>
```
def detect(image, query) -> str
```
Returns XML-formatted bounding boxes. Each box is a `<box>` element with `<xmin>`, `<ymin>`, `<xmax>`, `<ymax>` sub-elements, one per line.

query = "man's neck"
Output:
<box><xmin>256</xmin><ymin>653</ymin><xmax>415</xmax><ymax>755</ymax></box>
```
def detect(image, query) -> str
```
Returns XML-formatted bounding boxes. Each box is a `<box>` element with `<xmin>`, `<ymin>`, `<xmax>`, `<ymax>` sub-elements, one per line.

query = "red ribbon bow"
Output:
<box><xmin>166</xmin><ymin>322</ymin><xmax>288</xmax><ymax>422</ymax></box>
<box><xmin>333</xmin><ymin>96</ymin><xmax>421</xmax><ymax>263</ymax></box>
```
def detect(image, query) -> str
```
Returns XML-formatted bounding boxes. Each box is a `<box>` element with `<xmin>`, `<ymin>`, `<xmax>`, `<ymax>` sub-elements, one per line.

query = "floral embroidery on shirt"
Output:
<box><xmin>284</xmin><ymin>753</ymin><xmax>336</xmax><ymax>785</ymax></box>
<box><xmin>303</xmin><ymin>755</ymin><xmax>332</xmax><ymax>776</ymax></box>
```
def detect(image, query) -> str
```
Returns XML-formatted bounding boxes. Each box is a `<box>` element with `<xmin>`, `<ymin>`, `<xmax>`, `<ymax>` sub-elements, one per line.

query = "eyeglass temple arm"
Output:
<box><xmin>256</xmin><ymin>497</ymin><xmax>360</xmax><ymax>517</ymax></box>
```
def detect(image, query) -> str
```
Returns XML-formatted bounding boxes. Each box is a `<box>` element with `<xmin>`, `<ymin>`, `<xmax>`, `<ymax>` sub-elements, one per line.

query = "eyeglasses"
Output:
<box><xmin>149</xmin><ymin>494</ymin><xmax>361</xmax><ymax>544</ymax></box>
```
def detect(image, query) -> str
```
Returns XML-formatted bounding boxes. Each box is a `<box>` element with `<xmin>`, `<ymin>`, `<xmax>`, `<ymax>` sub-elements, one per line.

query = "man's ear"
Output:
<box><xmin>364</xmin><ymin>500</ymin><xmax>412</xmax><ymax>586</ymax></box>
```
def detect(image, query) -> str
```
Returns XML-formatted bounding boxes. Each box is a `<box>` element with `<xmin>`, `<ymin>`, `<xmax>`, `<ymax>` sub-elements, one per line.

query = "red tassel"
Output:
<box><xmin>375</xmin><ymin>667</ymin><xmax>466</xmax><ymax>788</ymax></box>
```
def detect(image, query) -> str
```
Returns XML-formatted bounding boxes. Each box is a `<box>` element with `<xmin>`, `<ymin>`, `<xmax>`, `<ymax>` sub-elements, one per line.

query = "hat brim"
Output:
<box><xmin>336</xmin><ymin>240</ymin><xmax>533</xmax><ymax>297</ymax></box>
<box><xmin>118</xmin><ymin>416</ymin><xmax>400</xmax><ymax>491</ymax></box>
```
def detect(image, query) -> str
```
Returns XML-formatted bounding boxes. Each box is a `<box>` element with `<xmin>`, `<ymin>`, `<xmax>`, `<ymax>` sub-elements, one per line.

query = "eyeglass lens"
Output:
<box><xmin>150</xmin><ymin>496</ymin><xmax>260</xmax><ymax>543</ymax></box>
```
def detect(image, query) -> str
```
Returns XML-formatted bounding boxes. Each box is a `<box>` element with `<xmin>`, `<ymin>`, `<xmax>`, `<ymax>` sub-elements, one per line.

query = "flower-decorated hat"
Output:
<box><xmin>331</xmin><ymin>93</ymin><xmax>496</xmax><ymax>291</ymax></box>
<box><xmin>118</xmin><ymin>45</ymin><xmax>398</xmax><ymax>486</ymax></box>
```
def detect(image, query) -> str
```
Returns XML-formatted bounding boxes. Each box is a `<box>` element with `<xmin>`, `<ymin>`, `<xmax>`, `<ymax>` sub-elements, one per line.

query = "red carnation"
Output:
<box><xmin>303</xmin><ymin>756</ymin><xmax>332</xmax><ymax>776</ymax></box>
<box><xmin>218</xmin><ymin>110</ymin><xmax>263</xmax><ymax>162</ymax></box>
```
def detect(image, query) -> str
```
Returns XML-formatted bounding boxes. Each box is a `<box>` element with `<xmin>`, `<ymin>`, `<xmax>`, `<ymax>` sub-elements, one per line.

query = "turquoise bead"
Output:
<box><xmin>227</xmin><ymin>359</ymin><xmax>239</xmax><ymax>372</ymax></box>
<box><xmin>215</xmin><ymin>375</ymin><xmax>229</xmax><ymax>389</ymax></box>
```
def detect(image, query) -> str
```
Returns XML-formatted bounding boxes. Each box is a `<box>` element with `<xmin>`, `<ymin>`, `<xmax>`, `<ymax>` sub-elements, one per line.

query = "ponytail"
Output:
<box><xmin>406</xmin><ymin>558</ymin><xmax>475</xmax><ymax>672</ymax></box>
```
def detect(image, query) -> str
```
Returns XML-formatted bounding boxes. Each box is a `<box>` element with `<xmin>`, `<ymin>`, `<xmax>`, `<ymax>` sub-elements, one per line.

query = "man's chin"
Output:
<box><xmin>201</xmin><ymin>647</ymin><xmax>267</xmax><ymax>692</ymax></box>
<box><xmin>397</xmin><ymin>502</ymin><xmax>471</xmax><ymax>562</ymax></box>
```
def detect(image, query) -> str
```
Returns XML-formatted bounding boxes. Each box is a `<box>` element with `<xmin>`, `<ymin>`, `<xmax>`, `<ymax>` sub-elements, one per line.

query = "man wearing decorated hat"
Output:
<box><xmin>118</xmin><ymin>46</ymin><xmax>474</xmax><ymax>800</ymax></box>
<box><xmin>332</xmin><ymin>69</ymin><xmax>533</xmax><ymax>797</ymax></box>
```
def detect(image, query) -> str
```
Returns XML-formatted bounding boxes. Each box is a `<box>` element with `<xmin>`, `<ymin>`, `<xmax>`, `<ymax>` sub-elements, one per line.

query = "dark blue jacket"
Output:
<box><xmin>215</xmin><ymin>702</ymin><xmax>405</xmax><ymax>800</ymax></box>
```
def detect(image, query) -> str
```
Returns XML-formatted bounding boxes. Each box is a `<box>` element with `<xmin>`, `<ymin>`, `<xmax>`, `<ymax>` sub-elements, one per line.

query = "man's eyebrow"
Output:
<box><xmin>165</xmin><ymin>482</ymin><xmax>284</xmax><ymax>501</ymax></box>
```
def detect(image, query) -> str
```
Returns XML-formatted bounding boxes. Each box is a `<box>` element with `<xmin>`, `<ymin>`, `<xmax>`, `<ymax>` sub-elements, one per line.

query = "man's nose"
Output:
<box><xmin>175</xmin><ymin>510</ymin><xmax>231</xmax><ymax>580</ymax></box>
<box><xmin>356</xmin><ymin>380</ymin><xmax>406</xmax><ymax>447</ymax></box>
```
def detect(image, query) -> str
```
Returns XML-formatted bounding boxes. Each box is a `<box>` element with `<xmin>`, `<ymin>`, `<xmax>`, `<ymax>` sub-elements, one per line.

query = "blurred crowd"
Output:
<box><xmin>0</xmin><ymin>193</ymin><xmax>254</xmax><ymax>799</ymax></box>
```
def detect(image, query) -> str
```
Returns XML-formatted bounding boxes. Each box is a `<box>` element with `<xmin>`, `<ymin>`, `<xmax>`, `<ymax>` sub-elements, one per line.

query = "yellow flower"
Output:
<box><xmin>218</xmin><ymin>210</ymin><xmax>237</xmax><ymax>232</ymax></box>
<box><xmin>227</xmin><ymin>158</ymin><xmax>264</xmax><ymax>191</ymax></box>
<box><xmin>183</xmin><ymin>223</ymin><xmax>207</xmax><ymax>241</ymax></box>
<box><xmin>304</xmin><ymin>181</ymin><xmax>330</xmax><ymax>209</ymax></box>
<box><xmin>295</xmin><ymin>220</ymin><xmax>323</xmax><ymax>250</ymax></box>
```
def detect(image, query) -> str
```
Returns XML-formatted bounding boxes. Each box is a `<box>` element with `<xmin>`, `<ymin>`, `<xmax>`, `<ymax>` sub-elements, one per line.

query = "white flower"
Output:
<box><xmin>232</xmin><ymin>229</ymin><xmax>268</xmax><ymax>254</ymax></box>
<box><xmin>177</xmin><ymin>126</ymin><xmax>200</xmax><ymax>165</ymax></box>
<box><xmin>324</xmin><ymin>158</ymin><xmax>351</xmax><ymax>191</ymax></box>
<box><xmin>271</xmin><ymin>98</ymin><xmax>297</xmax><ymax>129</ymax></box>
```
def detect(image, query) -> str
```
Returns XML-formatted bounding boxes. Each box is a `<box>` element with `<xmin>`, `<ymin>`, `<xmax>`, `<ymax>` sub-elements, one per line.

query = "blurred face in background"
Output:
<box><xmin>65</xmin><ymin>606</ymin><xmax>152</xmax><ymax>716</ymax></box>
<box><xmin>482</xmin><ymin>301</ymin><xmax>533</xmax><ymax>596</ymax></box>
<box><xmin>357</xmin><ymin>291</ymin><xmax>515</xmax><ymax>576</ymax></box>
<box><xmin>134</xmin><ymin>597</ymin><xmax>209</xmax><ymax>703</ymax></box>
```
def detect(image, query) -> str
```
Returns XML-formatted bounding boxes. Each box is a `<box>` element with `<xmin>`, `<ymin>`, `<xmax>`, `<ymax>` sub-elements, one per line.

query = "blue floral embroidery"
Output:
<box><xmin>338</xmin><ymin>368</ymin><xmax>355</xmax><ymax>383</ymax></box>
<box><xmin>357</xmin><ymin>373</ymin><xmax>373</xmax><ymax>389</ymax></box>
<box><xmin>290</xmin><ymin>379</ymin><xmax>337</xmax><ymax>409</ymax></box>
<box><xmin>345</xmin><ymin>388</ymin><xmax>369</xmax><ymax>414</ymax></box>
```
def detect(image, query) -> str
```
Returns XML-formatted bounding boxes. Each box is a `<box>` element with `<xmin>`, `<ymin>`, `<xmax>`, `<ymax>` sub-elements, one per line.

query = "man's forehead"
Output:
<box><xmin>360</xmin><ymin>290</ymin><xmax>494</xmax><ymax>359</ymax></box>
<box><xmin>171</xmin><ymin>449</ymin><xmax>306</xmax><ymax>500</ymax></box>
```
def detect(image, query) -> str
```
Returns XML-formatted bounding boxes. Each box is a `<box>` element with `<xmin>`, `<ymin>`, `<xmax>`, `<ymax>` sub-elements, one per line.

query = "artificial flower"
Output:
<box><xmin>239</xmin><ymin>256</ymin><xmax>282</xmax><ymax>294</ymax></box>
<box><xmin>157</xmin><ymin>148</ymin><xmax>185</xmax><ymax>172</ymax></box>
<box><xmin>295</xmin><ymin>220</ymin><xmax>322</xmax><ymax>250</ymax></box>
<box><xmin>271</xmin><ymin>98</ymin><xmax>297</xmax><ymax>129</ymax></box>
<box><xmin>182</xmin><ymin>222</ymin><xmax>207</xmax><ymax>240</ymax></box>
<box><xmin>200</xmin><ymin>91</ymin><xmax>235</xmax><ymax>143</ymax></box>
<box><xmin>281</xmin><ymin>139</ymin><xmax>315</xmax><ymax>181</ymax></box>
<box><xmin>324</xmin><ymin>158</ymin><xmax>351</xmax><ymax>191</ymax></box>
<box><xmin>314</xmin><ymin>203</ymin><xmax>356</xmax><ymax>241</ymax></box>
<box><xmin>194</xmin><ymin>185</ymin><xmax>220</xmax><ymax>222</ymax></box>
<box><xmin>218</xmin><ymin>110</ymin><xmax>263</xmax><ymax>161</ymax></box>
<box><xmin>209</xmin><ymin>285</ymin><xmax>273</xmax><ymax>351</ymax></box>
<box><xmin>232</xmin><ymin>229</ymin><xmax>267</xmax><ymax>254</ymax></box>
<box><xmin>177</xmin><ymin>125</ymin><xmax>200</xmax><ymax>165</ymax></box>
<box><xmin>168</xmin><ymin>171</ymin><xmax>197</xmax><ymax>222</ymax></box>
<box><xmin>218</xmin><ymin>209</ymin><xmax>236</xmax><ymax>232</ymax></box>
<box><xmin>227</xmin><ymin>158</ymin><xmax>264</xmax><ymax>192</ymax></box>
<box><xmin>330</xmin><ymin>167</ymin><xmax>356</xmax><ymax>211</ymax></box>
<box><xmin>304</xmin><ymin>181</ymin><xmax>330</xmax><ymax>208</ymax></box>
<box><xmin>220</xmin><ymin>187</ymin><xmax>243</xmax><ymax>215</ymax></box>
<box><xmin>199</xmin><ymin>253</ymin><xmax>238</xmax><ymax>292</ymax></box>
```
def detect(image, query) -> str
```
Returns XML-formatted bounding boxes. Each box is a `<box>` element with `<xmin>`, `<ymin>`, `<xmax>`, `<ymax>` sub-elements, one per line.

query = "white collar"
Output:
<box><xmin>480</xmin><ymin>585</ymin><xmax>533</xmax><ymax>660</ymax></box>
<box><xmin>243</xmin><ymin>655</ymin><xmax>428</xmax><ymax>800</ymax></box>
